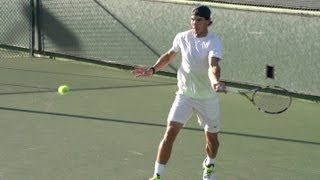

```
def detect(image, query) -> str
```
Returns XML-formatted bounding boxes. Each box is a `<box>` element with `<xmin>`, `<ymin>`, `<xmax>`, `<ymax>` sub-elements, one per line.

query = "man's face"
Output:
<box><xmin>191</xmin><ymin>15</ymin><xmax>210</xmax><ymax>35</ymax></box>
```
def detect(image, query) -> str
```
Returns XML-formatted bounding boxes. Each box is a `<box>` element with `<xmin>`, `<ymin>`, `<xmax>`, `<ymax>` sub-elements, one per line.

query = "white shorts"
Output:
<box><xmin>167</xmin><ymin>94</ymin><xmax>220</xmax><ymax>133</ymax></box>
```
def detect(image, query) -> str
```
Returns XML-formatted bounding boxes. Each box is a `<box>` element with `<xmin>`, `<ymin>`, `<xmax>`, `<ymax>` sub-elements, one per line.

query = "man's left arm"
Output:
<box><xmin>210</xmin><ymin>57</ymin><xmax>225</xmax><ymax>92</ymax></box>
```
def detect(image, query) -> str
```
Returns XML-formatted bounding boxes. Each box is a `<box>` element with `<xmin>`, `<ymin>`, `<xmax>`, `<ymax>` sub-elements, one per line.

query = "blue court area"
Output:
<box><xmin>0</xmin><ymin>57</ymin><xmax>319</xmax><ymax>180</ymax></box>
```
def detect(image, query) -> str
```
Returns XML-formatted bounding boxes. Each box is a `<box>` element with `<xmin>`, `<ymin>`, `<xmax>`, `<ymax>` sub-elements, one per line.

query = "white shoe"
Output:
<box><xmin>202</xmin><ymin>158</ymin><xmax>216</xmax><ymax>180</ymax></box>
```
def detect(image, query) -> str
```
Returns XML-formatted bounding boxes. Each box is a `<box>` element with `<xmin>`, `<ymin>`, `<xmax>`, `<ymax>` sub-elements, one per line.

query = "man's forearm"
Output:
<box><xmin>153</xmin><ymin>51</ymin><xmax>176</xmax><ymax>72</ymax></box>
<box><xmin>211</xmin><ymin>65</ymin><xmax>221</xmax><ymax>83</ymax></box>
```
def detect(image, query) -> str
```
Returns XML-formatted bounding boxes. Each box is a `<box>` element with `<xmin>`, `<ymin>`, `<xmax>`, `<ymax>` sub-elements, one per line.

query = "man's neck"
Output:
<box><xmin>192</xmin><ymin>29</ymin><xmax>208</xmax><ymax>38</ymax></box>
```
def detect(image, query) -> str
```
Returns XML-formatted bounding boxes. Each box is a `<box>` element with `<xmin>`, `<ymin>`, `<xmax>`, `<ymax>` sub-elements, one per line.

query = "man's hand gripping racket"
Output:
<box><xmin>213</xmin><ymin>82</ymin><xmax>227</xmax><ymax>93</ymax></box>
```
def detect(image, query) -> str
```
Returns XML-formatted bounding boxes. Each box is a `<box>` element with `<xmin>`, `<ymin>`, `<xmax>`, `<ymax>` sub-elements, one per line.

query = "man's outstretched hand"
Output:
<box><xmin>131</xmin><ymin>65</ymin><xmax>154</xmax><ymax>77</ymax></box>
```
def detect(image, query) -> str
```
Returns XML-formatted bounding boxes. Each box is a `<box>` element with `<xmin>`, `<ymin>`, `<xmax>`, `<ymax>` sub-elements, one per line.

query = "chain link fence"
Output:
<box><xmin>39</xmin><ymin>0</ymin><xmax>162</xmax><ymax>70</ymax></box>
<box><xmin>1</xmin><ymin>0</ymin><xmax>319</xmax><ymax>97</ymax></box>
<box><xmin>0</xmin><ymin>0</ymin><xmax>33</xmax><ymax>58</ymax></box>
<box><xmin>191</xmin><ymin>0</ymin><xmax>320</xmax><ymax>10</ymax></box>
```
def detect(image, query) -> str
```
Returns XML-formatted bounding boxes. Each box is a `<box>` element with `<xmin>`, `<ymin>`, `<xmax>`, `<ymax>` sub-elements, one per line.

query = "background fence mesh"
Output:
<box><xmin>191</xmin><ymin>0</ymin><xmax>320</xmax><ymax>10</ymax></box>
<box><xmin>1</xmin><ymin>0</ymin><xmax>319</xmax><ymax>97</ymax></box>
<box><xmin>0</xmin><ymin>0</ymin><xmax>32</xmax><ymax>58</ymax></box>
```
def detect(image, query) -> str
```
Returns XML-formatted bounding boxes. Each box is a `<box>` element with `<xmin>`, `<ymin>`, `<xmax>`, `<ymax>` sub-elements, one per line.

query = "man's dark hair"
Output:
<box><xmin>192</xmin><ymin>5</ymin><xmax>211</xmax><ymax>20</ymax></box>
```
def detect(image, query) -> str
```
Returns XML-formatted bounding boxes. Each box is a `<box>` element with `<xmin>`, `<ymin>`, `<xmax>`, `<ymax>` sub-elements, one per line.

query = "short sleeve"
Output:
<box><xmin>170</xmin><ymin>33</ymin><xmax>181</xmax><ymax>53</ymax></box>
<box><xmin>208</xmin><ymin>36</ymin><xmax>223</xmax><ymax>60</ymax></box>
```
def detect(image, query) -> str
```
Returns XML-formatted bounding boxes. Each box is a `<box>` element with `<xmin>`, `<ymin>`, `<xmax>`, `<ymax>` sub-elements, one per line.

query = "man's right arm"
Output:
<box><xmin>131</xmin><ymin>50</ymin><xmax>177</xmax><ymax>77</ymax></box>
<box><xmin>152</xmin><ymin>50</ymin><xmax>177</xmax><ymax>73</ymax></box>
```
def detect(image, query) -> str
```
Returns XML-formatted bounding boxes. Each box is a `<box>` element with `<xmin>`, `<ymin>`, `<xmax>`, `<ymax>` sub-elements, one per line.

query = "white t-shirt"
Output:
<box><xmin>170</xmin><ymin>30</ymin><xmax>223</xmax><ymax>99</ymax></box>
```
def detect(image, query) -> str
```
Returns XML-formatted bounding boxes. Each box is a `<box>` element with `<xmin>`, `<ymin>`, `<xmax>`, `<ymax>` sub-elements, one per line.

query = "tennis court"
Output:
<box><xmin>0</xmin><ymin>57</ymin><xmax>319</xmax><ymax>180</ymax></box>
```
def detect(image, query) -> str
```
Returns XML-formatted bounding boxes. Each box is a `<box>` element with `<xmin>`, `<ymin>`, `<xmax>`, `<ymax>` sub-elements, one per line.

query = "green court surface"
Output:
<box><xmin>0</xmin><ymin>57</ymin><xmax>319</xmax><ymax>180</ymax></box>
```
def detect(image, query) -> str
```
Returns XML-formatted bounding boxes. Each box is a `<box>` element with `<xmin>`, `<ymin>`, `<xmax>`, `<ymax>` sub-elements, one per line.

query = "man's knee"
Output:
<box><xmin>162</xmin><ymin>122</ymin><xmax>183</xmax><ymax>143</ymax></box>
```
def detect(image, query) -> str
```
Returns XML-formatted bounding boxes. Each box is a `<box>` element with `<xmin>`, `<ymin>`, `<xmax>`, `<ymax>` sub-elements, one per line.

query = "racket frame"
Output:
<box><xmin>227</xmin><ymin>86</ymin><xmax>292</xmax><ymax>114</ymax></box>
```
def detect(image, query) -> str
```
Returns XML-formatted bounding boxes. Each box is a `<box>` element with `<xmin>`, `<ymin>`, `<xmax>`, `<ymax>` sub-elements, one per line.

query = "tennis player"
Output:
<box><xmin>132</xmin><ymin>5</ymin><xmax>224</xmax><ymax>180</ymax></box>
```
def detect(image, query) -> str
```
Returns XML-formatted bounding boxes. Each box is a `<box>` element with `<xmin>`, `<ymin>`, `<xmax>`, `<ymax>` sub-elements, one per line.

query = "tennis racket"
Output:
<box><xmin>226</xmin><ymin>85</ymin><xmax>292</xmax><ymax>114</ymax></box>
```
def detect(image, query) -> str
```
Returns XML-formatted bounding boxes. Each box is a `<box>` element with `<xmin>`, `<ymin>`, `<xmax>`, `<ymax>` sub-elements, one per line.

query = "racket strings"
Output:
<box><xmin>253</xmin><ymin>91</ymin><xmax>291</xmax><ymax>113</ymax></box>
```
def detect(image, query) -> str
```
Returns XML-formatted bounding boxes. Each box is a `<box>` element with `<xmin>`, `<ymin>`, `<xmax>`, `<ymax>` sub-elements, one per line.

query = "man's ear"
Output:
<box><xmin>208</xmin><ymin>18</ymin><xmax>213</xmax><ymax>26</ymax></box>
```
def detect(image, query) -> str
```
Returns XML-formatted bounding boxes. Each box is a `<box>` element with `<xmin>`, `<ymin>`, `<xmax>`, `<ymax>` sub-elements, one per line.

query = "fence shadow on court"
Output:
<box><xmin>0</xmin><ymin>105</ymin><xmax>319</xmax><ymax>146</ymax></box>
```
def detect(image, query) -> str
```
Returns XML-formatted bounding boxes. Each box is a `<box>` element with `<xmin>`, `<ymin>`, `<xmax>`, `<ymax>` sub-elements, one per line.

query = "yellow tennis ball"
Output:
<box><xmin>58</xmin><ymin>85</ymin><xmax>69</xmax><ymax>95</ymax></box>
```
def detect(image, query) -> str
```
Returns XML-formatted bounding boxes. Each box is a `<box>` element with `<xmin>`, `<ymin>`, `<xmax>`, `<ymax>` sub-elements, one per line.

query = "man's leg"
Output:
<box><xmin>150</xmin><ymin>94</ymin><xmax>192</xmax><ymax>179</ymax></box>
<box><xmin>205</xmin><ymin>131</ymin><xmax>219</xmax><ymax>161</ymax></box>
<box><xmin>203</xmin><ymin>131</ymin><xmax>219</xmax><ymax>180</ymax></box>
<box><xmin>150</xmin><ymin>121</ymin><xmax>183</xmax><ymax>179</ymax></box>
<box><xmin>157</xmin><ymin>121</ymin><xmax>184</xmax><ymax>164</ymax></box>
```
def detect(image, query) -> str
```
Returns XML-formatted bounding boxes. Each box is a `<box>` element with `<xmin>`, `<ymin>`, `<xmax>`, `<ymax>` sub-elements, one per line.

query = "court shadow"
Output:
<box><xmin>0</xmin><ymin>66</ymin><xmax>175</xmax><ymax>84</ymax></box>
<box><xmin>0</xmin><ymin>105</ymin><xmax>319</xmax><ymax>146</ymax></box>
<box><xmin>0</xmin><ymin>83</ymin><xmax>176</xmax><ymax>96</ymax></box>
